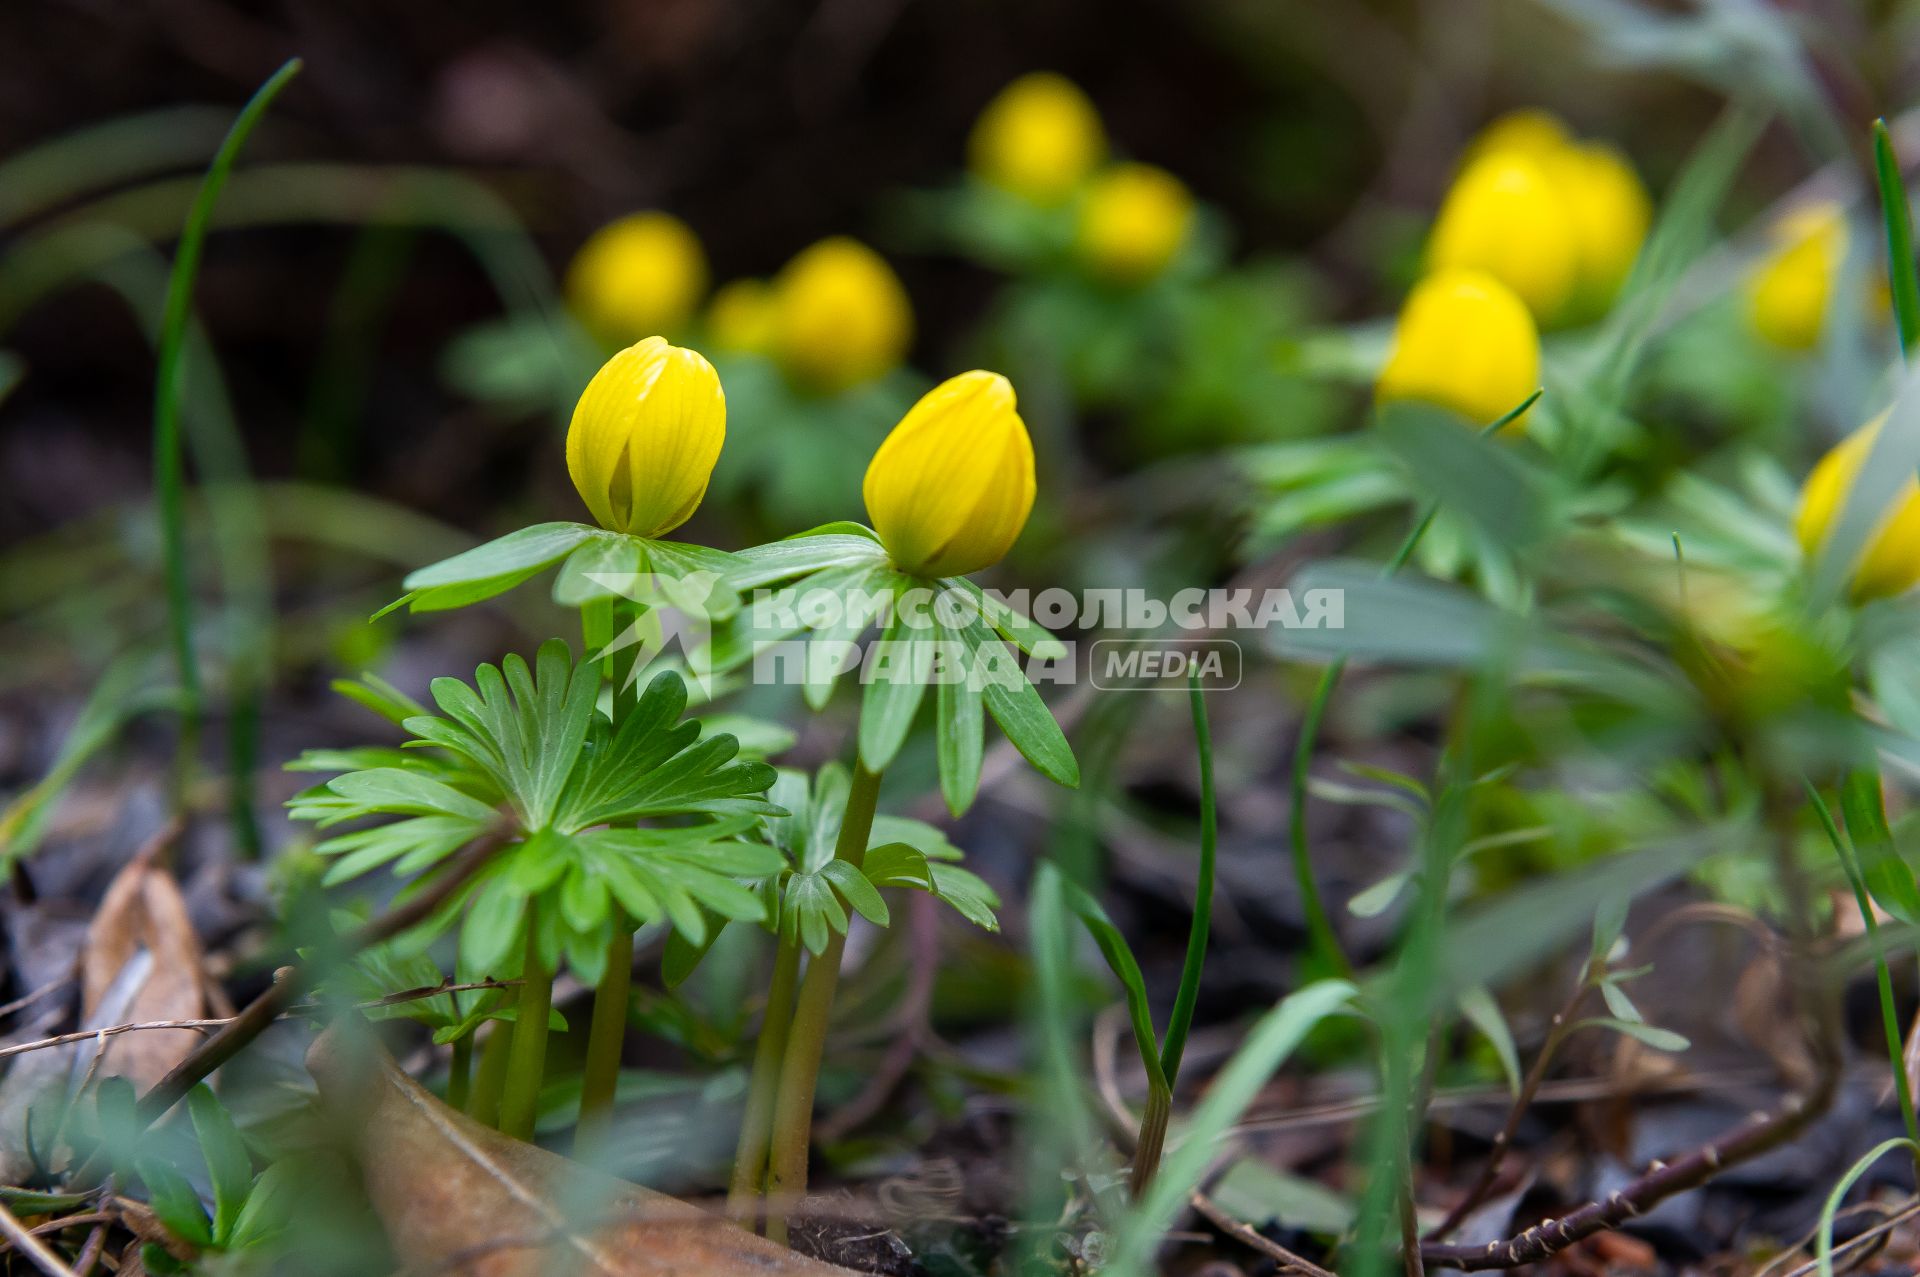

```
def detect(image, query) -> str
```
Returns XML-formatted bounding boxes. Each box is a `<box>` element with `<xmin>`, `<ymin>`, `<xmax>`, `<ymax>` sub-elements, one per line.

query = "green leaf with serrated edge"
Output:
<box><xmin>861</xmin><ymin>842</ymin><xmax>938</xmax><ymax>891</ymax></box>
<box><xmin>404</xmin><ymin>522</ymin><xmax>597</xmax><ymax>591</ymax></box>
<box><xmin>960</xmin><ymin>614</ymin><xmax>1078</xmax><ymax>787</ymax></box>
<box><xmin>1457</xmin><ymin>986</ymin><xmax>1521</xmax><ymax>1095</ymax></box>
<box><xmin>858</xmin><ymin>605</ymin><xmax>936</xmax><ymax>771</ymax></box>
<box><xmin>187</xmin><ymin>1085</ymin><xmax>252</xmax><ymax>1244</ymax></box>
<box><xmin>928</xmin><ymin>862</ymin><xmax>1000</xmax><ymax>930</ymax></box>
<box><xmin>1578</xmin><ymin>1017</ymin><xmax>1689</xmax><ymax>1053</ymax></box>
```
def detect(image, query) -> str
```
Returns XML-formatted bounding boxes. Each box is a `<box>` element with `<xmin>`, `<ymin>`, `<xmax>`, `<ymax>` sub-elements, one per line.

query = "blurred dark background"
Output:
<box><xmin>0</xmin><ymin>0</ymin><xmax>1877</xmax><ymax>547</ymax></box>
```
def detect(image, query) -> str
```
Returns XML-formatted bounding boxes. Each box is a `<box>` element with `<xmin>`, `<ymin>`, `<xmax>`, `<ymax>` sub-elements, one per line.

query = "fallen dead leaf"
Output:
<box><xmin>80</xmin><ymin>830</ymin><xmax>208</xmax><ymax>1089</ymax></box>
<box><xmin>305</xmin><ymin>1025</ymin><xmax>863</xmax><ymax>1277</ymax></box>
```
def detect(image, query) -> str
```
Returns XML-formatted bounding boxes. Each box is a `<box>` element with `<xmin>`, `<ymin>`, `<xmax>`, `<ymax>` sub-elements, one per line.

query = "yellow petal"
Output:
<box><xmin>1427</xmin><ymin>151</ymin><xmax>1582</xmax><ymax>324</ymax></box>
<box><xmin>706</xmin><ymin>279</ymin><xmax>776</xmax><ymax>354</ymax></box>
<box><xmin>1076</xmin><ymin>163</ymin><xmax>1195</xmax><ymax>284</ymax></box>
<box><xmin>1748</xmin><ymin>202</ymin><xmax>1847</xmax><ymax>352</ymax></box>
<box><xmin>1465</xmin><ymin>109</ymin><xmax>1574</xmax><ymax>164</ymax></box>
<box><xmin>771</xmin><ymin>238</ymin><xmax>914</xmax><ymax>393</ymax></box>
<box><xmin>969</xmin><ymin>73</ymin><xmax>1106</xmax><ymax>205</ymax></box>
<box><xmin>1377</xmin><ymin>269</ymin><xmax>1540</xmax><ymax>428</ymax></box>
<box><xmin>566</xmin><ymin>213</ymin><xmax>708</xmax><ymax>345</ymax></box>
<box><xmin>1795</xmin><ymin>414</ymin><xmax>1920</xmax><ymax>600</ymax></box>
<box><xmin>1544</xmin><ymin>141</ymin><xmax>1651</xmax><ymax>320</ymax></box>
<box><xmin>566</xmin><ymin>337</ymin><xmax>726</xmax><ymax>538</ymax></box>
<box><xmin>864</xmin><ymin>371</ymin><xmax>1035</xmax><ymax>577</ymax></box>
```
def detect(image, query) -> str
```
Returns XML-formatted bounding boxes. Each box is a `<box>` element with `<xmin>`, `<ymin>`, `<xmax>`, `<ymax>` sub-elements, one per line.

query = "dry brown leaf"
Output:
<box><xmin>305</xmin><ymin>1027</ymin><xmax>863</xmax><ymax>1277</ymax></box>
<box><xmin>80</xmin><ymin>840</ymin><xmax>207</xmax><ymax>1088</ymax></box>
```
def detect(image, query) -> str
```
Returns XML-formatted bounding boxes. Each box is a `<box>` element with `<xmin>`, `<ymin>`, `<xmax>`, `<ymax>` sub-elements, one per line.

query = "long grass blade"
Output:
<box><xmin>1159</xmin><ymin>667</ymin><xmax>1217</xmax><ymax>1088</ymax></box>
<box><xmin>151</xmin><ymin>58</ymin><xmax>300</xmax><ymax>806</ymax></box>
<box><xmin>1874</xmin><ymin>118</ymin><xmax>1920</xmax><ymax>357</ymax></box>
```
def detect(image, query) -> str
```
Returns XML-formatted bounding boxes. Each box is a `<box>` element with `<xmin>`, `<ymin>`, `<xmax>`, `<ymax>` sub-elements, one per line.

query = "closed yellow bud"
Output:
<box><xmin>566</xmin><ymin>212</ymin><xmax>708</xmax><ymax>344</ymax></box>
<box><xmin>566</xmin><ymin>337</ymin><xmax>725</xmax><ymax>538</ymax></box>
<box><xmin>1466</xmin><ymin>109</ymin><xmax>1574</xmax><ymax>163</ymax></box>
<box><xmin>969</xmin><ymin>72</ymin><xmax>1106</xmax><ymax>205</ymax></box>
<box><xmin>1427</xmin><ymin>151</ymin><xmax>1582</xmax><ymax>323</ymax></box>
<box><xmin>1076</xmin><ymin>163</ymin><xmax>1194</xmax><ymax>283</ymax></box>
<box><xmin>1794</xmin><ymin>416</ymin><xmax>1920</xmax><ymax>599</ymax></box>
<box><xmin>1545</xmin><ymin>142</ymin><xmax>1651</xmax><ymax>318</ymax></box>
<box><xmin>706</xmin><ymin>279</ymin><xmax>776</xmax><ymax>354</ymax></box>
<box><xmin>863</xmin><ymin>370</ymin><xmax>1035</xmax><ymax>577</ymax></box>
<box><xmin>1378</xmin><ymin>269</ymin><xmax>1540</xmax><ymax>427</ymax></box>
<box><xmin>771</xmin><ymin>238</ymin><xmax>913</xmax><ymax>393</ymax></box>
<box><xmin>1748</xmin><ymin>202</ymin><xmax>1847</xmax><ymax>352</ymax></box>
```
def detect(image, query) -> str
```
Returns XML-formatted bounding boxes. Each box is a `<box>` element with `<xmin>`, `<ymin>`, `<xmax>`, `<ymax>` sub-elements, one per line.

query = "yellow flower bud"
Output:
<box><xmin>1076</xmin><ymin>163</ymin><xmax>1194</xmax><ymax>283</ymax></box>
<box><xmin>1377</xmin><ymin>269</ymin><xmax>1541</xmax><ymax>427</ymax></box>
<box><xmin>1794</xmin><ymin>415</ymin><xmax>1920</xmax><ymax>599</ymax></box>
<box><xmin>566</xmin><ymin>212</ymin><xmax>708</xmax><ymax>345</ymax></box>
<box><xmin>1426</xmin><ymin>151</ymin><xmax>1582</xmax><ymax>323</ymax></box>
<box><xmin>863</xmin><ymin>370</ymin><xmax>1035</xmax><ymax>577</ymax></box>
<box><xmin>706</xmin><ymin>279</ymin><xmax>776</xmax><ymax>354</ymax></box>
<box><xmin>1544</xmin><ymin>142</ymin><xmax>1651</xmax><ymax>319</ymax></box>
<box><xmin>969</xmin><ymin>72</ymin><xmax>1106</xmax><ymax>205</ymax></box>
<box><xmin>566</xmin><ymin>337</ymin><xmax>725</xmax><ymax>539</ymax></box>
<box><xmin>771</xmin><ymin>238</ymin><xmax>914</xmax><ymax>394</ymax></box>
<box><xmin>1466</xmin><ymin>109</ymin><xmax>1574</xmax><ymax>163</ymax></box>
<box><xmin>1747</xmin><ymin>202</ymin><xmax>1847</xmax><ymax>352</ymax></box>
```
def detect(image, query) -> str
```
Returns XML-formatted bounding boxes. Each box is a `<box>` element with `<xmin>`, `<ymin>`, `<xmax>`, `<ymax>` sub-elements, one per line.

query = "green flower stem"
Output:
<box><xmin>727</xmin><ymin>934</ymin><xmax>804</xmax><ymax>1220</ymax></box>
<box><xmin>467</xmin><ymin>1019</ymin><xmax>512</xmax><ymax>1127</ymax></box>
<box><xmin>446</xmin><ymin>1033</ymin><xmax>473</xmax><ymax>1112</ymax></box>
<box><xmin>764</xmin><ymin>764</ymin><xmax>884</xmax><ymax>1243</ymax></box>
<box><xmin>575</xmin><ymin>595</ymin><xmax>646</xmax><ymax>1143</ymax></box>
<box><xmin>1286</xmin><ymin>395</ymin><xmax>1535</xmax><ymax>979</ymax></box>
<box><xmin>499</xmin><ymin>907</ymin><xmax>555</xmax><ymax>1141</ymax></box>
<box><xmin>573</xmin><ymin>926</ymin><xmax>634</xmax><ymax>1157</ymax></box>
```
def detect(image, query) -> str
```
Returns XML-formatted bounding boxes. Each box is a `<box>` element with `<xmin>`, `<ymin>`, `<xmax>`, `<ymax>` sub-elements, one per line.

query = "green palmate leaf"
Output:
<box><xmin>400</xmin><ymin>521</ymin><xmax>598</xmax><ymax>611</ymax></box>
<box><xmin>226</xmin><ymin>1158</ymin><xmax>302</xmax><ymax>1250</ymax></box>
<box><xmin>731</xmin><ymin>523</ymin><xmax>889</xmax><ymax>588</ymax></box>
<box><xmin>958</xmin><ymin>613</ymin><xmax>1078</xmax><ymax>788</ymax></box>
<box><xmin>552</xmin><ymin>535</ymin><xmax>644</xmax><ymax>607</ymax></box>
<box><xmin>945</xmin><ymin>576</ymin><xmax>1068</xmax><ymax>660</ymax></box>
<box><xmin>863</xmin><ymin>842</ymin><xmax>1002</xmax><ymax>931</ymax></box>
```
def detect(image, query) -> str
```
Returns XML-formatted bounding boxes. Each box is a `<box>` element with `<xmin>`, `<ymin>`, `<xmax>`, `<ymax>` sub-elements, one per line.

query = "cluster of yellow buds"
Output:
<box><xmin>567</xmin><ymin>337</ymin><xmax>1033</xmax><ymax>576</ymax></box>
<box><xmin>970</xmin><ymin>73</ymin><xmax>1194</xmax><ymax>285</ymax></box>
<box><xmin>1426</xmin><ymin>109</ymin><xmax>1651</xmax><ymax>328</ymax></box>
<box><xmin>1746</xmin><ymin>202</ymin><xmax>1849</xmax><ymax>352</ymax></box>
<box><xmin>701</xmin><ymin>238</ymin><xmax>914</xmax><ymax>395</ymax></box>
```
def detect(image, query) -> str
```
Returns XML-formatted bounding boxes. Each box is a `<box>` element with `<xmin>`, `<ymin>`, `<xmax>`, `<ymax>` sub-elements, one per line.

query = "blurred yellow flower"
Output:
<box><xmin>1748</xmin><ymin>202</ymin><xmax>1847</xmax><ymax>352</ymax></box>
<box><xmin>1545</xmin><ymin>142</ymin><xmax>1651</xmax><ymax>320</ymax></box>
<box><xmin>771</xmin><ymin>238</ymin><xmax>913</xmax><ymax>393</ymax></box>
<box><xmin>1794</xmin><ymin>415</ymin><xmax>1920</xmax><ymax>599</ymax></box>
<box><xmin>864</xmin><ymin>370</ymin><xmax>1035</xmax><ymax>577</ymax></box>
<box><xmin>1433</xmin><ymin>114</ymin><xmax>1651</xmax><ymax>326</ymax></box>
<box><xmin>706</xmin><ymin>279</ymin><xmax>776</xmax><ymax>354</ymax></box>
<box><xmin>566</xmin><ymin>212</ymin><xmax>708</xmax><ymax>345</ymax></box>
<box><xmin>1466</xmin><ymin>108</ymin><xmax>1573</xmax><ymax>163</ymax></box>
<box><xmin>1377</xmin><ymin>268</ymin><xmax>1540</xmax><ymax>427</ymax></box>
<box><xmin>566</xmin><ymin>337</ymin><xmax>725</xmax><ymax>538</ymax></box>
<box><xmin>1427</xmin><ymin>150</ymin><xmax>1582</xmax><ymax>323</ymax></box>
<box><xmin>969</xmin><ymin>72</ymin><xmax>1106</xmax><ymax>205</ymax></box>
<box><xmin>1076</xmin><ymin>163</ymin><xmax>1194</xmax><ymax>283</ymax></box>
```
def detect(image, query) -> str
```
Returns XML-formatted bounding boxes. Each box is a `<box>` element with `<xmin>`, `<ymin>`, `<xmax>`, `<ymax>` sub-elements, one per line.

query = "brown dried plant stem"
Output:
<box><xmin>126</xmin><ymin>826</ymin><xmax>507</xmax><ymax>1132</ymax></box>
<box><xmin>1426</xmin><ymin>963</ymin><xmax>1594</xmax><ymax>1239</ymax></box>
